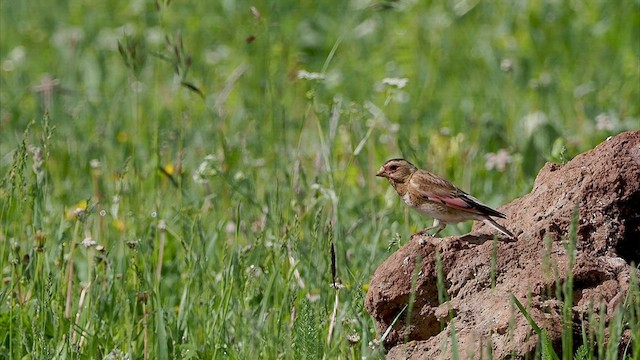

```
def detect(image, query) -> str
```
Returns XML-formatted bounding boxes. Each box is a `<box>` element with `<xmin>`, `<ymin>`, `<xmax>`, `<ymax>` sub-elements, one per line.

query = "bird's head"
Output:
<box><xmin>376</xmin><ymin>158</ymin><xmax>417</xmax><ymax>183</ymax></box>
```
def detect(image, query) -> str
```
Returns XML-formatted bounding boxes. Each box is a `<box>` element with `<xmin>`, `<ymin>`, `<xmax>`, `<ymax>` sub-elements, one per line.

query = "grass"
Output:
<box><xmin>1</xmin><ymin>0</ymin><xmax>639</xmax><ymax>358</ymax></box>
<box><xmin>510</xmin><ymin>214</ymin><xmax>640</xmax><ymax>360</ymax></box>
<box><xmin>513</xmin><ymin>271</ymin><xmax>640</xmax><ymax>360</ymax></box>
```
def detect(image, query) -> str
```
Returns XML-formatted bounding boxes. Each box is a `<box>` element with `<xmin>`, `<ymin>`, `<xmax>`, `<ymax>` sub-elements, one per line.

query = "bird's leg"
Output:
<box><xmin>417</xmin><ymin>219</ymin><xmax>446</xmax><ymax>237</ymax></box>
<box><xmin>416</xmin><ymin>222</ymin><xmax>436</xmax><ymax>235</ymax></box>
<box><xmin>431</xmin><ymin>220</ymin><xmax>447</xmax><ymax>237</ymax></box>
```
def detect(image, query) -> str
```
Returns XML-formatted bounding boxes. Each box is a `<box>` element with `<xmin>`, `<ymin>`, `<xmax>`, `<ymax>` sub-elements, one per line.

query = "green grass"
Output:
<box><xmin>1</xmin><ymin>0</ymin><xmax>639</xmax><ymax>358</ymax></box>
<box><xmin>512</xmin><ymin>214</ymin><xmax>640</xmax><ymax>360</ymax></box>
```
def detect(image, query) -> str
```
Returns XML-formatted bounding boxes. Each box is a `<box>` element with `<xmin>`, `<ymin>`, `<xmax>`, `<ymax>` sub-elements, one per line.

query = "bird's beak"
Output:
<box><xmin>376</xmin><ymin>167</ymin><xmax>385</xmax><ymax>177</ymax></box>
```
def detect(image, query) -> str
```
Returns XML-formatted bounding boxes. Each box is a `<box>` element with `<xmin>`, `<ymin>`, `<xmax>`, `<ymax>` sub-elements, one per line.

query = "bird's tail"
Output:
<box><xmin>483</xmin><ymin>217</ymin><xmax>515</xmax><ymax>239</ymax></box>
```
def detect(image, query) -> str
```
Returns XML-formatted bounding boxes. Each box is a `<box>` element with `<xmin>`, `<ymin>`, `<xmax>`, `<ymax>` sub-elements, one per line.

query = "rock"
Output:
<box><xmin>365</xmin><ymin>131</ymin><xmax>640</xmax><ymax>359</ymax></box>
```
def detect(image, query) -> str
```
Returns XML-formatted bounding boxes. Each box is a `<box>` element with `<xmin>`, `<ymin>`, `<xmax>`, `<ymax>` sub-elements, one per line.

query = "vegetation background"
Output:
<box><xmin>1</xmin><ymin>0</ymin><xmax>638</xmax><ymax>358</ymax></box>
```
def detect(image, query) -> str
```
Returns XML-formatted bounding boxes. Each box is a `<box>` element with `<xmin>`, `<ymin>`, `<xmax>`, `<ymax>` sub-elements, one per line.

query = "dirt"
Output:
<box><xmin>365</xmin><ymin>130</ymin><xmax>640</xmax><ymax>359</ymax></box>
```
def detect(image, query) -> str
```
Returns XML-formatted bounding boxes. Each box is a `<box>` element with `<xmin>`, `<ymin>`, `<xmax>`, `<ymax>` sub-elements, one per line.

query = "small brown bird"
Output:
<box><xmin>376</xmin><ymin>158</ymin><xmax>515</xmax><ymax>239</ymax></box>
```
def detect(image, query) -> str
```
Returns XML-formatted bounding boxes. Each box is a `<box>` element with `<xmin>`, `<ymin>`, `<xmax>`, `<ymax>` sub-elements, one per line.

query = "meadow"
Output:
<box><xmin>1</xmin><ymin>0</ymin><xmax>639</xmax><ymax>358</ymax></box>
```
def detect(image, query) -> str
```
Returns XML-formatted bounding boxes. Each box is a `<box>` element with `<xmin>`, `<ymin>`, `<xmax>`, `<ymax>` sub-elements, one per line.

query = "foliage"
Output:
<box><xmin>1</xmin><ymin>0</ymin><xmax>638</xmax><ymax>358</ymax></box>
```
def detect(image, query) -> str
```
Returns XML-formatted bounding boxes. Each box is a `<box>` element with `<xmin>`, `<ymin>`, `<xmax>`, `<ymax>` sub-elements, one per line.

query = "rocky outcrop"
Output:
<box><xmin>365</xmin><ymin>131</ymin><xmax>640</xmax><ymax>359</ymax></box>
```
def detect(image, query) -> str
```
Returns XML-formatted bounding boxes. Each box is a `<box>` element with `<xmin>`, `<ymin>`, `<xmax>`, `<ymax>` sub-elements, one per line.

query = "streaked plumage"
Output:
<box><xmin>376</xmin><ymin>158</ymin><xmax>515</xmax><ymax>239</ymax></box>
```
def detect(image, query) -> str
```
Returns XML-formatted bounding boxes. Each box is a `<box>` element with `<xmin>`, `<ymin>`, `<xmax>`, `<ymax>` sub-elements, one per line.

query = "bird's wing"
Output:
<box><xmin>410</xmin><ymin>170</ymin><xmax>506</xmax><ymax>218</ymax></box>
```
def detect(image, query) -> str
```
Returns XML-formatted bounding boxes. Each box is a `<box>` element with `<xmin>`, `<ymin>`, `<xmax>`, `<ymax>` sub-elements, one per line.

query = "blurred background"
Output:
<box><xmin>1</xmin><ymin>0</ymin><xmax>638</xmax><ymax>358</ymax></box>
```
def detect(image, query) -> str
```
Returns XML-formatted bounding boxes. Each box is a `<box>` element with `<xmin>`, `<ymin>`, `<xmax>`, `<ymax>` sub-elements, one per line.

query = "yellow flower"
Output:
<box><xmin>112</xmin><ymin>219</ymin><xmax>126</xmax><ymax>232</ymax></box>
<box><xmin>163</xmin><ymin>163</ymin><xmax>174</xmax><ymax>175</ymax></box>
<box><xmin>65</xmin><ymin>200</ymin><xmax>88</xmax><ymax>221</ymax></box>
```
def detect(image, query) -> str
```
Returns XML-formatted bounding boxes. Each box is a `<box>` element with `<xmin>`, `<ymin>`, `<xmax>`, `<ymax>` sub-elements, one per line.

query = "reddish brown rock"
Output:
<box><xmin>365</xmin><ymin>131</ymin><xmax>640</xmax><ymax>359</ymax></box>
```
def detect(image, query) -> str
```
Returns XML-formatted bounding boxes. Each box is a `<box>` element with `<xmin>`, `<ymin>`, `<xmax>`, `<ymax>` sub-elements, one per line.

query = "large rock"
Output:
<box><xmin>365</xmin><ymin>131</ymin><xmax>640</xmax><ymax>359</ymax></box>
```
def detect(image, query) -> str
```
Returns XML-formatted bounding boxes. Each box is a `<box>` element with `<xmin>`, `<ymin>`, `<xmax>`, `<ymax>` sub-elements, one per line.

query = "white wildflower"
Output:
<box><xmin>574</xmin><ymin>82</ymin><xmax>594</xmax><ymax>98</ymax></box>
<box><xmin>500</xmin><ymin>58</ymin><xmax>513</xmax><ymax>72</ymax></box>
<box><xmin>595</xmin><ymin>113</ymin><xmax>614</xmax><ymax>131</ymax></box>
<box><xmin>193</xmin><ymin>155</ymin><xmax>219</xmax><ymax>184</ymax></box>
<box><xmin>381</xmin><ymin>77</ymin><xmax>408</xmax><ymax>89</ymax></box>
<box><xmin>347</xmin><ymin>333</ymin><xmax>361</xmax><ymax>345</ymax></box>
<box><xmin>81</xmin><ymin>237</ymin><xmax>97</xmax><ymax>248</ymax></box>
<box><xmin>485</xmin><ymin>149</ymin><xmax>513</xmax><ymax>172</ymax></box>
<box><xmin>233</xmin><ymin>171</ymin><xmax>245</xmax><ymax>181</ymax></box>
<box><xmin>144</xmin><ymin>27</ymin><xmax>164</xmax><ymax>46</ymax></box>
<box><xmin>522</xmin><ymin>111</ymin><xmax>547</xmax><ymax>136</ymax></box>
<box><xmin>297</xmin><ymin>70</ymin><xmax>325</xmax><ymax>81</ymax></box>
<box><xmin>225</xmin><ymin>221</ymin><xmax>236</xmax><ymax>234</ymax></box>
<box><xmin>2</xmin><ymin>46</ymin><xmax>26</xmax><ymax>72</ymax></box>
<box><xmin>158</xmin><ymin>220</ymin><xmax>167</xmax><ymax>231</ymax></box>
<box><xmin>52</xmin><ymin>27</ymin><xmax>84</xmax><ymax>50</ymax></box>
<box><xmin>306</xmin><ymin>292</ymin><xmax>321</xmax><ymax>302</ymax></box>
<box><xmin>250</xmin><ymin>6</ymin><xmax>260</xmax><ymax>19</ymax></box>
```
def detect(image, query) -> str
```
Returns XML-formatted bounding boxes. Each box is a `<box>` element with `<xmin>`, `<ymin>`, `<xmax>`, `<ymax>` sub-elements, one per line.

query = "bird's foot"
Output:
<box><xmin>415</xmin><ymin>233</ymin><xmax>445</xmax><ymax>247</ymax></box>
<box><xmin>415</xmin><ymin>226</ymin><xmax>437</xmax><ymax>237</ymax></box>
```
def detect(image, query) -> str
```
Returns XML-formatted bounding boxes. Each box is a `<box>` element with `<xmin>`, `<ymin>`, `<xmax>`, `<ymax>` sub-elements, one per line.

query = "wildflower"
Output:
<box><xmin>522</xmin><ymin>111</ymin><xmax>547</xmax><ymax>136</ymax></box>
<box><xmin>81</xmin><ymin>236</ymin><xmax>97</xmax><ymax>248</ymax></box>
<box><xmin>347</xmin><ymin>333</ymin><xmax>361</xmax><ymax>345</ymax></box>
<box><xmin>485</xmin><ymin>149</ymin><xmax>513</xmax><ymax>172</ymax></box>
<box><xmin>380</xmin><ymin>77</ymin><xmax>408</xmax><ymax>89</ymax></box>
<box><xmin>163</xmin><ymin>163</ymin><xmax>174</xmax><ymax>175</ymax></box>
<box><xmin>574</xmin><ymin>82</ymin><xmax>594</xmax><ymax>98</ymax></box>
<box><xmin>66</xmin><ymin>200</ymin><xmax>88</xmax><ymax>221</ymax></box>
<box><xmin>297</xmin><ymin>70</ymin><xmax>325</xmax><ymax>81</ymax></box>
<box><xmin>306</xmin><ymin>292</ymin><xmax>321</xmax><ymax>302</ymax></box>
<box><xmin>595</xmin><ymin>113</ymin><xmax>614</xmax><ymax>131</ymax></box>
<box><xmin>73</xmin><ymin>208</ymin><xmax>86</xmax><ymax>218</ymax></box>
<box><xmin>144</xmin><ymin>27</ymin><xmax>164</xmax><ymax>46</ymax></box>
<box><xmin>158</xmin><ymin>220</ymin><xmax>167</xmax><ymax>231</ymax></box>
<box><xmin>112</xmin><ymin>219</ymin><xmax>126</xmax><ymax>232</ymax></box>
<box><xmin>225</xmin><ymin>221</ymin><xmax>236</xmax><ymax>234</ymax></box>
<box><xmin>52</xmin><ymin>27</ymin><xmax>84</xmax><ymax>50</ymax></box>
<box><xmin>500</xmin><ymin>58</ymin><xmax>513</xmax><ymax>72</ymax></box>
<box><xmin>2</xmin><ymin>46</ymin><xmax>26</xmax><ymax>72</ymax></box>
<box><xmin>250</xmin><ymin>6</ymin><xmax>260</xmax><ymax>19</ymax></box>
<box><xmin>233</xmin><ymin>171</ymin><xmax>245</xmax><ymax>181</ymax></box>
<box><xmin>193</xmin><ymin>154</ymin><xmax>219</xmax><ymax>184</ymax></box>
<box><xmin>529</xmin><ymin>72</ymin><xmax>552</xmax><ymax>89</ymax></box>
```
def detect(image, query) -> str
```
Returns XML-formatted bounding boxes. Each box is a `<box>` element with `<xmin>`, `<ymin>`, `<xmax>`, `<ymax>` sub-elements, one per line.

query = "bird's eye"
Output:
<box><xmin>389</xmin><ymin>165</ymin><xmax>398</xmax><ymax>172</ymax></box>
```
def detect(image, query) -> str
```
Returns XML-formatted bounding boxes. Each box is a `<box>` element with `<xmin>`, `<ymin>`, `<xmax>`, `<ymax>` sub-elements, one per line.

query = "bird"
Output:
<box><xmin>376</xmin><ymin>158</ymin><xmax>515</xmax><ymax>239</ymax></box>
